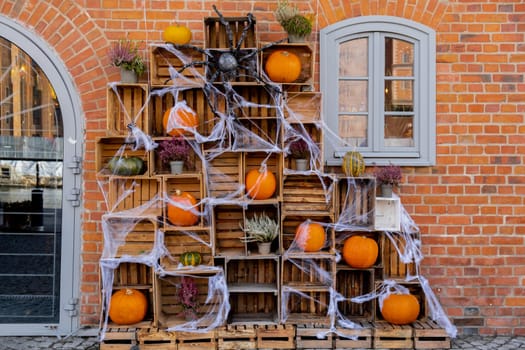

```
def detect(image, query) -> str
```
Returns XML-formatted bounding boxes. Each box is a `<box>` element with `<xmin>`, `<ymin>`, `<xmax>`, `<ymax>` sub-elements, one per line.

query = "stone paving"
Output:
<box><xmin>1</xmin><ymin>334</ymin><xmax>525</xmax><ymax>349</ymax></box>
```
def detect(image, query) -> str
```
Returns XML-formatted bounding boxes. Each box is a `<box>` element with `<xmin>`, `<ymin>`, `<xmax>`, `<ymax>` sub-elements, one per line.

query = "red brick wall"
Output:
<box><xmin>1</xmin><ymin>0</ymin><xmax>524</xmax><ymax>336</ymax></box>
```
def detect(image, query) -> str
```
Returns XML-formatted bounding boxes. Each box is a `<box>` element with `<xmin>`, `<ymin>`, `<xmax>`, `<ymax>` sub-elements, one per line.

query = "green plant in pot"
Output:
<box><xmin>374</xmin><ymin>164</ymin><xmax>402</xmax><ymax>198</ymax></box>
<box><xmin>107</xmin><ymin>39</ymin><xmax>145</xmax><ymax>83</ymax></box>
<box><xmin>274</xmin><ymin>0</ymin><xmax>314</xmax><ymax>42</ymax></box>
<box><xmin>157</xmin><ymin>137</ymin><xmax>192</xmax><ymax>174</ymax></box>
<box><xmin>240</xmin><ymin>213</ymin><xmax>279</xmax><ymax>255</ymax></box>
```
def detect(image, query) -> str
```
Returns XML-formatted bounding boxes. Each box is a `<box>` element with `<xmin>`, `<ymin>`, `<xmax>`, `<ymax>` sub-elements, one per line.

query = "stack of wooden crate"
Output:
<box><xmin>98</xmin><ymin>10</ymin><xmax>450</xmax><ymax>350</ymax></box>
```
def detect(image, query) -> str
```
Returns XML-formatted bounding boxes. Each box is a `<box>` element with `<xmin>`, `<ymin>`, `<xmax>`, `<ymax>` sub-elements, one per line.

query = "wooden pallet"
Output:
<box><xmin>100</xmin><ymin>327</ymin><xmax>137</xmax><ymax>350</ymax></box>
<box><xmin>137</xmin><ymin>328</ymin><xmax>177</xmax><ymax>350</ymax></box>
<box><xmin>176</xmin><ymin>329</ymin><xmax>217</xmax><ymax>350</ymax></box>
<box><xmin>256</xmin><ymin>324</ymin><xmax>295</xmax><ymax>349</ymax></box>
<box><xmin>373</xmin><ymin>321</ymin><xmax>413</xmax><ymax>349</ymax></box>
<box><xmin>334</xmin><ymin>323</ymin><xmax>373</xmax><ymax>349</ymax></box>
<box><xmin>413</xmin><ymin>320</ymin><xmax>451</xmax><ymax>349</ymax></box>
<box><xmin>217</xmin><ymin>325</ymin><xmax>257</xmax><ymax>349</ymax></box>
<box><xmin>295</xmin><ymin>324</ymin><xmax>332</xmax><ymax>349</ymax></box>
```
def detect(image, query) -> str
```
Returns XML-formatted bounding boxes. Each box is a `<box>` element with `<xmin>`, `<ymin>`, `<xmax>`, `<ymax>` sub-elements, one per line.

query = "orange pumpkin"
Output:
<box><xmin>109</xmin><ymin>288</ymin><xmax>148</xmax><ymax>325</ymax></box>
<box><xmin>163</xmin><ymin>101</ymin><xmax>199</xmax><ymax>137</ymax></box>
<box><xmin>264</xmin><ymin>50</ymin><xmax>302</xmax><ymax>83</ymax></box>
<box><xmin>167</xmin><ymin>189</ymin><xmax>199</xmax><ymax>226</ymax></box>
<box><xmin>342</xmin><ymin>235</ymin><xmax>378</xmax><ymax>268</ymax></box>
<box><xmin>162</xmin><ymin>24</ymin><xmax>192</xmax><ymax>45</ymax></box>
<box><xmin>295</xmin><ymin>221</ymin><xmax>326</xmax><ymax>252</ymax></box>
<box><xmin>245</xmin><ymin>168</ymin><xmax>276</xmax><ymax>200</ymax></box>
<box><xmin>381</xmin><ymin>293</ymin><xmax>420</xmax><ymax>325</ymax></box>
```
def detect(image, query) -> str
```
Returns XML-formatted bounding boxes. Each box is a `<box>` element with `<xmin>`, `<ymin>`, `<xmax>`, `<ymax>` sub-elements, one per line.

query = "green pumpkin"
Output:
<box><xmin>342</xmin><ymin>151</ymin><xmax>365</xmax><ymax>177</ymax></box>
<box><xmin>108</xmin><ymin>156</ymin><xmax>145</xmax><ymax>176</ymax></box>
<box><xmin>180</xmin><ymin>251</ymin><xmax>202</xmax><ymax>266</ymax></box>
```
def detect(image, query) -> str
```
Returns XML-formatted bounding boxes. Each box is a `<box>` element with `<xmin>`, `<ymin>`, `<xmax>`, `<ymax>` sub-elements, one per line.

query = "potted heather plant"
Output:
<box><xmin>107</xmin><ymin>39</ymin><xmax>145</xmax><ymax>83</ymax></box>
<box><xmin>374</xmin><ymin>164</ymin><xmax>402</xmax><ymax>197</ymax></box>
<box><xmin>157</xmin><ymin>137</ymin><xmax>192</xmax><ymax>174</ymax></box>
<box><xmin>288</xmin><ymin>138</ymin><xmax>309</xmax><ymax>171</ymax></box>
<box><xmin>177</xmin><ymin>276</ymin><xmax>199</xmax><ymax>321</ymax></box>
<box><xmin>240</xmin><ymin>213</ymin><xmax>279</xmax><ymax>255</ymax></box>
<box><xmin>274</xmin><ymin>0</ymin><xmax>314</xmax><ymax>42</ymax></box>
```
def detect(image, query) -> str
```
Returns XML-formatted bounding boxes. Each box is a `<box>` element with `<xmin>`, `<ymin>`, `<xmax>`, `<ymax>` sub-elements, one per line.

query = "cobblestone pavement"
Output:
<box><xmin>1</xmin><ymin>335</ymin><xmax>525</xmax><ymax>349</ymax></box>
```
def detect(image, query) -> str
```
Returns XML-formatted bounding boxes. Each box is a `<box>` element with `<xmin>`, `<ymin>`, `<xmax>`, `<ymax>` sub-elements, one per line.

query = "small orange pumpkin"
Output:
<box><xmin>342</xmin><ymin>235</ymin><xmax>378</xmax><ymax>268</ymax></box>
<box><xmin>295</xmin><ymin>221</ymin><xmax>326</xmax><ymax>252</ymax></box>
<box><xmin>245</xmin><ymin>168</ymin><xmax>277</xmax><ymax>200</ymax></box>
<box><xmin>163</xmin><ymin>101</ymin><xmax>199</xmax><ymax>137</ymax></box>
<box><xmin>381</xmin><ymin>293</ymin><xmax>420</xmax><ymax>325</ymax></box>
<box><xmin>167</xmin><ymin>189</ymin><xmax>199</xmax><ymax>226</ymax></box>
<box><xmin>264</xmin><ymin>50</ymin><xmax>302</xmax><ymax>83</ymax></box>
<box><xmin>162</xmin><ymin>24</ymin><xmax>192</xmax><ymax>45</ymax></box>
<box><xmin>109</xmin><ymin>288</ymin><xmax>148</xmax><ymax>325</ymax></box>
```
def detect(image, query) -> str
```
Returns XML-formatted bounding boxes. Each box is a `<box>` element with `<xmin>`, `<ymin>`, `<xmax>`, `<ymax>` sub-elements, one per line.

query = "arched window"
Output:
<box><xmin>321</xmin><ymin>16</ymin><xmax>436</xmax><ymax>166</ymax></box>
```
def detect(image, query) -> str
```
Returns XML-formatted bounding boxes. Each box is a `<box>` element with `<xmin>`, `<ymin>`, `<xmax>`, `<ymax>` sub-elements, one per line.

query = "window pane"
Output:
<box><xmin>385</xmin><ymin>37</ymin><xmax>414</xmax><ymax>76</ymax></box>
<box><xmin>384</xmin><ymin>115</ymin><xmax>414</xmax><ymax>147</ymax></box>
<box><xmin>385</xmin><ymin>79</ymin><xmax>413</xmax><ymax>112</ymax></box>
<box><xmin>339</xmin><ymin>80</ymin><xmax>368</xmax><ymax>112</ymax></box>
<box><xmin>339</xmin><ymin>115</ymin><xmax>368</xmax><ymax>147</ymax></box>
<box><xmin>339</xmin><ymin>38</ymin><xmax>368</xmax><ymax>76</ymax></box>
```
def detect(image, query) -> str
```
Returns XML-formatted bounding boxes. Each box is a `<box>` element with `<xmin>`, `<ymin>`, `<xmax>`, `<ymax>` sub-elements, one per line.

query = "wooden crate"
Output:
<box><xmin>295</xmin><ymin>324</ymin><xmax>332</xmax><ymax>349</ymax></box>
<box><xmin>282</xmin><ymin>174</ymin><xmax>336</xmax><ymax>216</ymax></box>
<box><xmin>235</xmin><ymin>117</ymin><xmax>281</xmax><ymax>151</ymax></box>
<box><xmin>104</xmin><ymin>287</ymin><xmax>155</xmax><ymax>329</ymax></box>
<box><xmin>243</xmin><ymin>152</ymin><xmax>282</xmax><ymax>201</ymax></box>
<box><xmin>243</xmin><ymin>204</ymin><xmax>280</xmax><ymax>255</ymax></box>
<box><xmin>152</xmin><ymin>138</ymin><xmax>203</xmax><ymax>175</ymax></box>
<box><xmin>413</xmin><ymin>320</ymin><xmax>451</xmax><ymax>349</ymax></box>
<box><xmin>375</xmin><ymin>282</ymin><xmax>427</xmax><ymax>322</ymax></box>
<box><xmin>336</xmin><ymin>231</ymin><xmax>381</xmax><ymax>270</ymax></box>
<box><xmin>381</xmin><ymin>232</ymin><xmax>420</xmax><ymax>279</ymax></box>
<box><xmin>96</xmin><ymin>137</ymin><xmax>150</xmax><ymax>176</ymax></box>
<box><xmin>281</xmin><ymin>287</ymin><xmax>331</xmax><ymax>325</ymax></box>
<box><xmin>281</xmin><ymin>215</ymin><xmax>335</xmax><ymax>254</ymax></box>
<box><xmin>373</xmin><ymin>321</ymin><xmax>413</xmax><ymax>349</ymax></box>
<box><xmin>282</xmin><ymin>256</ymin><xmax>334</xmax><ymax>289</ymax></box>
<box><xmin>217</xmin><ymin>325</ymin><xmax>257</xmax><ymax>350</ymax></box>
<box><xmin>256</xmin><ymin>324</ymin><xmax>295</xmax><ymax>349</ymax></box>
<box><xmin>149</xmin><ymin>87</ymin><xmax>213</xmax><ymax>138</ymax></box>
<box><xmin>284</xmin><ymin>92</ymin><xmax>321</xmax><ymax>123</ymax></box>
<box><xmin>176</xmin><ymin>329</ymin><xmax>217</xmax><ymax>350</ymax></box>
<box><xmin>112</xmin><ymin>262</ymin><xmax>154</xmax><ymax>287</ymax></box>
<box><xmin>283</xmin><ymin>123</ymin><xmax>323</xmax><ymax>173</ymax></box>
<box><xmin>204</xmin><ymin>16</ymin><xmax>257</xmax><ymax>49</ymax></box>
<box><xmin>107</xmin><ymin>177</ymin><xmax>161</xmax><ymax>213</ymax></box>
<box><xmin>102</xmin><ymin>216</ymin><xmax>158</xmax><ymax>258</ymax></box>
<box><xmin>100</xmin><ymin>327</ymin><xmax>137</xmax><ymax>350</ymax></box>
<box><xmin>205</xmin><ymin>151</ymin><xmax>243</xmax><ymax>199</ymax></box>
<box><xmin>212</xmin><ymin>204</ymin><xmax>245</xmax><ymax>256</ymax></box>
<box><xmin>228</xmin><ymin>85</ymin><xmax>282</xmax><ymax>119</ymax></box>
<box><xmin>161</xmin><ymin>229</ymin><xmax>213</xmax><ymax>269</ymax></box>
<box><xmin>337</xmin><ymin>177</ymin><xmax>376</xmax><ymax>228</ymax></box>
<box><xmin>226</xmin><ymin>257</ymin><xmax>279</xmax><ymax>324</ymax></box>
<box><xmin>334</xmin><ymin>323</ymin><xmax>373</xmax><ymax>349</ymax></box>
<box><xmin>137</xmin><ymin>328</ymin><xmax>177</xmax><ymax>350</ymax></box>
<box><xmin>162</xmin><ymin>173</ymin><xmax>206</xmax><ymax>228</ymax></box>
<box><xmin>261</xmin><ymin>43</ymin><xmax>314</xmax><ymax>85</ymax></box>
<box><xmin>154</xmin><ymin>272</ymin><xmax>221</xmax><ymax>329</ymax></box>
<box><xmin>149</xmin><ymin>44</ymin><xmax>204</xmax><ymax>86</ymax></box>
<box><xmin>107</xmin><ymin>83</ymin><xmax>150</xmax><ymax>136</ymax></box>
<box><xmin>335</xmin><ymin>268</ymin><xmax>375</xmax><ymax>321</ymax></box>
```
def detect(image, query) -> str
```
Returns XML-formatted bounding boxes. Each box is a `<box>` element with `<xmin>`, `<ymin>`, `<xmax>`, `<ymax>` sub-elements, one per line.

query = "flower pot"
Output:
<box><xmin>257</xmin><ymin>242</ymin><xmax>272</xmax><ymax>255</ymax></box>
<box><xmin>287</xmin><ymin>33</ymin><xmax>309</xmax><ymax>43</ymax></box>
<box><xmin>381</xmin><ymin>184</ymin><xmax>393</xmax><ymax>198</ymax></box>
<box><xmin>120</xmin><ymin>67</ymin><xmax>138</xmax><ymax>83</ymax></box>
<box><xmin>170</xmin><ymin>160</ymin><xmax>184</xmax><ymax>174</ymax></box>
<box><xmin>295</xmin><ymin>158</ymin><xmax>308</xmax><ymax>171</ymax></box>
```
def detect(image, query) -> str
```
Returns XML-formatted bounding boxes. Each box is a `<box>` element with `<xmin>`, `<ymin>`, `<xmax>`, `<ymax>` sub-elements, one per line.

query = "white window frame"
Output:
<box><xmin>320</xmin><ymin>16</ymin><xmax>436</xmax><ymax>166</ymax></box>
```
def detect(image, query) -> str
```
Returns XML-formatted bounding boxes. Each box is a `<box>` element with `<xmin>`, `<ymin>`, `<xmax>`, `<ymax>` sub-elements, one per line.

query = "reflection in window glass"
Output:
<box><xmin>339</xmin><ymin>38</ymin><xmax>368</xmax><ymax>76</ymax></box>
<box><xmin>0</xmin><ymin>37</ymin><xmax>63</xmax><ymax>324</ymax></box>
<box><xmin>339</xmin><ymin>115</ymin><xmax>368</xmax><ymax>147</ymax></box>
<box><xmin>384</xmin><ymin>115</ymin><xmax>414</xmax><ymax>147</ymax></box>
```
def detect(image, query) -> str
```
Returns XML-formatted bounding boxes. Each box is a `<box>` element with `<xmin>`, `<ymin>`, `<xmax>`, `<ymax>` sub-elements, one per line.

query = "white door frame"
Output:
<box><xmin>0</xmin><ymin>15</ymin><xmax>83</xmax><ymax>336</ymax></box>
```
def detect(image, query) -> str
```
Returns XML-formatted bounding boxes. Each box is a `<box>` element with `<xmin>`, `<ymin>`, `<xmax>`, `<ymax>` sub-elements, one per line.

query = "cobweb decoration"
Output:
<box><xmin>96</xmin><ymin>5</ymin><xmax>456</xmax><ymax>342</ymax></box>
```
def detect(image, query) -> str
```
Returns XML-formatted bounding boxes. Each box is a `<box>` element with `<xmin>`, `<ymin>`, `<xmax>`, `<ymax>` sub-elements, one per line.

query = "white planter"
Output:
<box><xmin>295</xmin><ymin>158</ymin><xmax>308</xmax><ymax>171</ymax></box>
<box><xmin>257</xmin><ymin>242</ymin><xmax>272</xmax><ymax>255</ymax></box>
<box><xmin>120</xmin><ymin>67</ymin><xmax>138</xmax><ymax>83</ymax></box>
<box><xmin>170</xmin><ymin>161</ymin><xmax>184</xmax><ymax>174</ymax></box>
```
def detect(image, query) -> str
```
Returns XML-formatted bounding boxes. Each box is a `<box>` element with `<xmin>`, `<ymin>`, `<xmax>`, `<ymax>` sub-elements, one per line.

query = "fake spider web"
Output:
<box><xmin>97</xmin><ymin>9</ymin><xmax>456</xmax><ymax>342</ymax></box>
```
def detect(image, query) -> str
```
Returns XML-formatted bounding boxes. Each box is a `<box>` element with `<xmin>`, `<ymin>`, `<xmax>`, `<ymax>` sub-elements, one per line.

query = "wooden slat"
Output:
<box><xmin>373</xmin><ymin>321</ymin><xmax>413</xmax><ymax>349</ymax></box>
<box><xmin>295</xmin><ymin>325</ymin><xmax>332</xmax><ymax>349</ymax></box>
